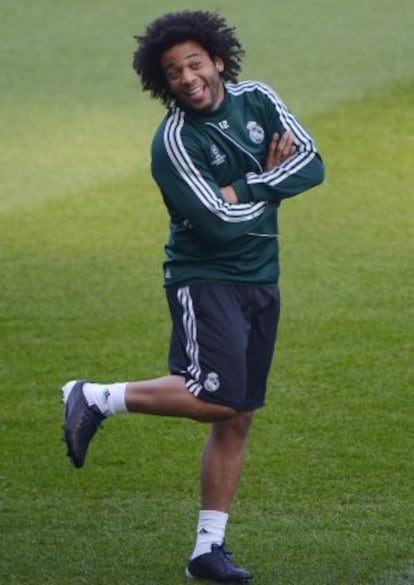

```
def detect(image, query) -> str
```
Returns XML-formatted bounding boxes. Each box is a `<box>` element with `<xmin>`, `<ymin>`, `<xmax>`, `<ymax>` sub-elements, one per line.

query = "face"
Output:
<box><xmin>161</xmin><ymin>40</ymin><xmax>225</xmax><ymax>112</ymax></box>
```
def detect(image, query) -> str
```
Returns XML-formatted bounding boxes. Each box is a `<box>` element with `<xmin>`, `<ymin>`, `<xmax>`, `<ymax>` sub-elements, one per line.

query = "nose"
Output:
<box><xmin>181</xmin><ymin>66</ymin><xmax>196</xmax><ymax>85</ymax></box>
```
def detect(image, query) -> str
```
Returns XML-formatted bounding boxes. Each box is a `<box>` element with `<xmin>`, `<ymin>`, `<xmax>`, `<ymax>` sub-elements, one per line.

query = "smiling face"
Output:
<box><xmin>161</xmin><ymin>40</ymin><xmax>225</xmax><ymax>112</ymax></box>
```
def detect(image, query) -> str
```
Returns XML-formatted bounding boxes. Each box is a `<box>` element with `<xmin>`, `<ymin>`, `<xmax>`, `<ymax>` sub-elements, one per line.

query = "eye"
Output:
<box><xmin>190</xmin><ymin>60</ymin><xmax>203</xmax><ymax>70</ymax></box>
<box><xmin>166</xmin><ymin>68</ymin><xmax>180</xmax><ymax>81</ymax></box>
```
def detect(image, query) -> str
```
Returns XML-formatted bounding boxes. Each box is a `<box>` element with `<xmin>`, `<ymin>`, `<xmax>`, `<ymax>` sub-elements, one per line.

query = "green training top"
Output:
<box><xmin>150</xmin><ymin>80</ymin><xmax>324</xmax><ymax>287</ymax></box>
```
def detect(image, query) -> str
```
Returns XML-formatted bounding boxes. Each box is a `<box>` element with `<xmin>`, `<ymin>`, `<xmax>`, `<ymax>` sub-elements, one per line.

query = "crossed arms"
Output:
<box><xmin>221</xmin><ymin>132</ymin><xmax>297</xmax><ymax>203</ymax></box>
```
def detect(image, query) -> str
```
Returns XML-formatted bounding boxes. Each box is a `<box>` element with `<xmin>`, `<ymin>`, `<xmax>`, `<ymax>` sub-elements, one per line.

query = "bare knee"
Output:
<box><xmin>192</xmin><ymin>401</ymin><xmax>237</xmax><ymax>422</ymax></box>
<box><xmin>213</xmin><ymin>410</ymin><xmax>254</xmax><ymax>440</ymax></box>
<box><xmin>192</xmin><ymin>399</ymin><xmax>254</xmax><ymax>428</ymax></box>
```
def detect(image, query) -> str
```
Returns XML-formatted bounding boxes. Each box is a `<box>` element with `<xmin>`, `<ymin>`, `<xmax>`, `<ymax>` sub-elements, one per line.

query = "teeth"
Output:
<box><xmin>188</xmin><ymin>87</ymin><xmax>203</xmax><ymax>97</ymax></box>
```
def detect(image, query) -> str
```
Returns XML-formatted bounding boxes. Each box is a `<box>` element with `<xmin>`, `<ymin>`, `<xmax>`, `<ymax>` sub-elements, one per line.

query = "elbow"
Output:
<box><xmin>313</xmin><ymin>154</ymin><xmax>325</xmax><ymax>187</ymax></box>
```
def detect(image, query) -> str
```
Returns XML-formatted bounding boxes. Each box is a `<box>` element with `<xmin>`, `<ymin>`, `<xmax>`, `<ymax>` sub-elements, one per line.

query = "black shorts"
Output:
<box><xmin>166</xmin><ymin>282</ymin><xmax>280</xmax><ymax>411</ymax></box>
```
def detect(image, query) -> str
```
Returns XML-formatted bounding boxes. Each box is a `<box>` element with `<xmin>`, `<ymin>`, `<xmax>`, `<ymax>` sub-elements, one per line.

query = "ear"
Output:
<box><xmin>214</xmin><ymin>57</ymin><xmax>225</xmax><ymax>73</ymax></box>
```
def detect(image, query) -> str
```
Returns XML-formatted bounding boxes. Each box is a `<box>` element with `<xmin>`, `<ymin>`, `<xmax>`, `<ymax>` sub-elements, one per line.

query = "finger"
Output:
<box><xmin>278</xmin><ymin>132</ymin><xmax>295</xmax><ymax>159</ymax></box>
<box><xmin>278</xmin><ymin>131</ymin><xmax>292</xmax><ymax>153</ymax></box>
<box><xmin>273</xmin><ymin>133</ymin><xmax>291</xmax><ymax>164</ymax></box>
<box><xmin>269</xmin><ymin>133</ymin><xmax>279</xmax><ymax>152</ymax></box>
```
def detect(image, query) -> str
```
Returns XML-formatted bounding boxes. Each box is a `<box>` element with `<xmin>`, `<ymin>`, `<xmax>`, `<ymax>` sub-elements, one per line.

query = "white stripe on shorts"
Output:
<box><xmin>176</xmin><ymin>287</ymin><xmax>203</xmax><ymax>396</ymax></box>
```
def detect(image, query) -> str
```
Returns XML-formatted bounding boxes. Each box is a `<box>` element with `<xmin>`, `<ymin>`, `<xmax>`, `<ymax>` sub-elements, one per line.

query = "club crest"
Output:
<box><xmin>247</xmin><ymin>121</ymin><xmax>264</xmax><ymax>144</ymax></box>
<box><xmin>204</xmin><ymin>372</ymin><xmax>220</xmax><ymax>393</ymax></box>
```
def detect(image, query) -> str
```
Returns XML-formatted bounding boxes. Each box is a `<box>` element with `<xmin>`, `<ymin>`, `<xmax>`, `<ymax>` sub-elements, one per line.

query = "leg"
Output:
<box><xmin>125</xmin><ymin>375</ymin><xmax>236</xmax><ymax>422</ymax></box>
<box><xmin>201</xmin><ymin>411</ymin><xmax>253</xmax><ymax>511</ymax></box>
<box><xmin>186</xmin><ymin>286</ymin><xmax>279</xmax><ymax>580</ymax></box>
<box><xmin>186</xmin><ymin>411</ymin><xmax>254</xmax><ymax>582</ymax></box>
<box><xmin>61</xmin><ymin>375</ymin><xmax>237</xmax><ymax>469</ymax></box>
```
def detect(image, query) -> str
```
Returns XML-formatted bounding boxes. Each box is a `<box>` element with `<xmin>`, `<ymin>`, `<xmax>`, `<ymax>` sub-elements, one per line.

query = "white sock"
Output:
<box><xmin>82</xmin><ymin>382</ymin><xmax>128</xmax><ymax>416</ymax></box>
<box><xmin>190</xmin><ymin>510</ymin><xmax>229</xmax><ymax>559</ymax></box>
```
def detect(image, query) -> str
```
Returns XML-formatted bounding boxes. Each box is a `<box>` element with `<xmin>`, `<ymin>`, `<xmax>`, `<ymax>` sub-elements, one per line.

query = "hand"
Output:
<box><xmin>220</xmin><ymin>185</ymin><xmax>238</xmax><ymax>203</ymax></box>
<box><xmin>265</xmin><ymin>132</ymin><xmax>296</xmax><ymax>171</ymax></box>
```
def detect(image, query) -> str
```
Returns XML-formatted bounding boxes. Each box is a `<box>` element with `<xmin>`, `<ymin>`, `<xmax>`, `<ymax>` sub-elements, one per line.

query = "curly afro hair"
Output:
<box><xmin>132</xmin><ymin>11</ymin><xmax>245</xmax><ymax>107</ymax></box>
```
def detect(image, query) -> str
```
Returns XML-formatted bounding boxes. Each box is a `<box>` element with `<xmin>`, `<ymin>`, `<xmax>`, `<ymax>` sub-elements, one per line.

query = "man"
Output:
<box><xmin>61</xmin><ymin>10</ymin><xmax>324</xmax><ymax>583</ymax></box>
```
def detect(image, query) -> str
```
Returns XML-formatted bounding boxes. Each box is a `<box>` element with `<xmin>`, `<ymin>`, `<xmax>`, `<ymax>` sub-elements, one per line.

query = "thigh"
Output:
<box><xmin>166</xmin><ymin>283</ymin><xmax>250</xmax><ymax>409</ymax></box>
<box><xmin>245</xmin><ymin>286</ymin><xmax>280</xmax><ymax>409</ymax></box>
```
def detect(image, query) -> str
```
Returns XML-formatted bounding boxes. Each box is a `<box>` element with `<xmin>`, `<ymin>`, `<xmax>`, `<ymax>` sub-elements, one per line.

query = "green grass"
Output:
<box><xmin>1</xmin><ymin>1</ymin><xmax>413</xmax><ymax>584</ymax></box>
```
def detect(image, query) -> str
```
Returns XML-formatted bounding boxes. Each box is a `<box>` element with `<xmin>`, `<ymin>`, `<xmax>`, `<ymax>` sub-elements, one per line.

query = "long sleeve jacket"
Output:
<box><xmin>151</xmin><ymin>80</ymin><xmax>324</xmax><ymax>287</ymax></box>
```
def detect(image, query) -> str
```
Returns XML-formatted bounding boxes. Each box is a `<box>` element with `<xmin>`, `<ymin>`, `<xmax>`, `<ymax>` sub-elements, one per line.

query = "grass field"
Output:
<box><xmin>1</xmin><ymin>1</ymin><xmax>413</xmax><ymax>584</ymax></box>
